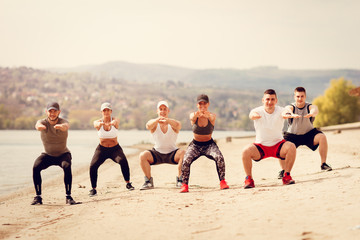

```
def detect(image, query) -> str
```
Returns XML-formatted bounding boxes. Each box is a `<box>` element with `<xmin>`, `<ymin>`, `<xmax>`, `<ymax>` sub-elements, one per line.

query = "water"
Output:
<box><xmin>0</xmin><ymin>130</ymin><xmax>254</xmax><ymax>195</ymax></box>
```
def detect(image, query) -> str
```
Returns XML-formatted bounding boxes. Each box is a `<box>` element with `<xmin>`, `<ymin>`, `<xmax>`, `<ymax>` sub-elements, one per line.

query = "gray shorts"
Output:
<box><xmin>149</xmin><ymin>148</ymin><xmax>179</xmax><ymax>165</ymax></box>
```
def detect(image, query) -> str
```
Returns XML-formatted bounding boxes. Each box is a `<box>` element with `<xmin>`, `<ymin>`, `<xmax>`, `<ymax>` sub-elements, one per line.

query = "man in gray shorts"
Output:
<box><xmin>279</xmin><ymin>87</ymin><xmax>332</xmax><ymax>178</ymax></box>
<box><xmin>139</xmin><ymin>100</ymin><xmax>185</xmax><ymax>190</ymax></box>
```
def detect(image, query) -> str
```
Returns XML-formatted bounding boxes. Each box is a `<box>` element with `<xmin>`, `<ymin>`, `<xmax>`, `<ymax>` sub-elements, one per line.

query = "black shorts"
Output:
<box><xmin>149</xmin><ymin>148</ymin><xmax>179</xmax><ymax>165</ymax></box>
<box><xmin>283</xmin><ymin>128</ymin><xmax>322</xmax><ymax>151</ymax></box>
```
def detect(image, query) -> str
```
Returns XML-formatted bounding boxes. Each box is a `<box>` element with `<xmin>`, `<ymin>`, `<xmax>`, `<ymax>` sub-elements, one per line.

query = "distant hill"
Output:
<box><xmin>1</xmin><ymin>63</ymin><xmax>359</xmax><ymax>130</ymax></box>
<box><xmin>49</xmin><ymin>61</ymin><xmax>360</xmax><ymax>98</ymax></box>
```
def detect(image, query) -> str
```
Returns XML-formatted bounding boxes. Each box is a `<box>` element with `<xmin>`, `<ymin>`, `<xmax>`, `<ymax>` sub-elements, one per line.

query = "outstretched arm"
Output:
<box><xmin>110</xmin><ymin>117</ymin><xmax>119</xmax><ymax>129</ymax></box>
<box><xmin>304</xmin><ymin>105</ymin><xmax>319</xmax><ymax>118</ymax></box>
<box><xmin>202</xmin><ymin>111</ymin><xmax>216</xmax><ymax>125</ymax></box>
<box><xmin>54</xmin><ymin>122</ymin><xmax>69</xmax><ymax>131</ymax></box>
<box><xmin>146</xmin><ymin>118</ymin><xmax>160</xmax><ymax>133</ymax></box>
<box><xmin>190</xmin><ymin>111</ymin><xmax>200</xmax><ymax>125</ymax></box>
<box><xmin>282</xmin><ymin>105</ymin><xmax>301</xmax><ymax>119</ymax></box>
<box><xmin>249</xmin><ymin>110</ymin><xmax>261</xmax><ymax>120</ymax></box>
<box><xmin>35</xmin><ymin>120</ymin><xmax>46</xmax><ymax>131</ymax></box>
<box><xmin>161</xmin><ymin>118</ymin><xmax>181</xmax><ymax>133</ymax></box>
<box><xmin>94</xmin><ymin>119</ymin><xmax>104</xmax><ymax>130</ymax></box>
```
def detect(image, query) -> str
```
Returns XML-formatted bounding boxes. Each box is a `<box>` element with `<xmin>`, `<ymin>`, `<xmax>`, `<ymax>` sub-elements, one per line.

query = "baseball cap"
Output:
<box><xmin>157</xmin><ymin>100</ymin><xmax>169</xmax><ymax>109</ymax></box>
<box><xmin>100</xmin><ymin>102</ymin><xmax>112</xmax><ymax>111</ymax></box>
<box><xmin>197</xmin><ymin>94</ymin><xmax>209</xmax><ymax>103</ymax></box>
<box><xmin>47</xmin><ymin>102</ymin><xmax>60</xmax><ymax>111</ymax></box>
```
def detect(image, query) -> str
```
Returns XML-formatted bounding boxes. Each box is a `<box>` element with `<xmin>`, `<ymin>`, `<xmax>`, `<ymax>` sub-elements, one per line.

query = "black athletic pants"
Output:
<box><xmin>89</xmin><ymin>144</ymin><xmax>130</xmax><ymax>188</ymax></box>
<box><xmin>33</xmin><ymin>152</ymin><xmax>72</xmax><ymax>195</ymax></box>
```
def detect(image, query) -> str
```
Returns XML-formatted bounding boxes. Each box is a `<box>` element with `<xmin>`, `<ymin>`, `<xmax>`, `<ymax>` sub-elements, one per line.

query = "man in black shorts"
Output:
<box><xmin>139</xmin><ymin>101</ymin><xmax>185</xmax><ymax>190</ymax></box>
<box><xmin>279</xmin><ymin>87</ymin><xmax>332</xmax><ymax>178</ymax></box>
<box><xmin>31</xmin><ymin>102</ymin><xmax>79</xmax><ymax>205</ymax></box>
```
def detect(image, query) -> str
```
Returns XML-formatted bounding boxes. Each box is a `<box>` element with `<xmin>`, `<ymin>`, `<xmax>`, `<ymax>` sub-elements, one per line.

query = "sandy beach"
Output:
<box><xmin>1</xmin><ymin>126</ymin><xmax>359</xmax><ymax>240</ymax></box>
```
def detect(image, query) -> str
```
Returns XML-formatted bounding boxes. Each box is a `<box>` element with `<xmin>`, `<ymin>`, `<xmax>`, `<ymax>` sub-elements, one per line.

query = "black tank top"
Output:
<box><xmin>192</xmin><ymin>118</ymin><xmax>214</xmax><ymax>135</ymax></box>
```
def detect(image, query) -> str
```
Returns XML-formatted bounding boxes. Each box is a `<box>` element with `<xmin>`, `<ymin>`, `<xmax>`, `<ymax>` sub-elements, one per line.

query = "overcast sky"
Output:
<box><xmin>1</xmin><ymin>0</ymin><xmax>359</xmax><ymax>70</ymax></box>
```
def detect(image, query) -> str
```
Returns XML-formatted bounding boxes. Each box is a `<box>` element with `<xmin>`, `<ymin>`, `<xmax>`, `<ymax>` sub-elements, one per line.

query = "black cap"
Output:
<box><xmin>197</xmin><ymin>94</ymin><xmax>209</xmax><ymax>103</ymax></box>
<box><xmin>47</xmin><ymin>102</ymin><xmax>60</xmax><ymax>111</ymax></box>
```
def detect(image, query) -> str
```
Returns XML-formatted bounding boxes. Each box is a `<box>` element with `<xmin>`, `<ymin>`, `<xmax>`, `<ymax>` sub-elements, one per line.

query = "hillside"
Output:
<box><xmin>1</xmin><ymin>63</ymin><xmax>359</xmax><ymax>130</ymax></box>
<box><xmin>50</xmin><ymin>61</ymin><xmax>360</xmax><ymax>99</ymax></box>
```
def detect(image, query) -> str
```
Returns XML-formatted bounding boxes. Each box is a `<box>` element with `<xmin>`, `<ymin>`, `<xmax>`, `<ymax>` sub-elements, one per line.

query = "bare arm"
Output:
<box><xmin>35</xmin><ymin>120</ymin><xmax>46</xmax><ymax>131</ymax></box>
<box><xmin>190</xmin><ymin>111</ymin><xmax>216</xmax><ymax>125</ymax></box>
<box><xmin>146</xmin><ymin>118</ymin><xmax>160</xmax><ymax>133</ymax></box>
<box><xmin>281</xmin><ymin>105</ymin><xmax>301</xmax><ymax>119</ymax></box>
<box><xmin>249</xmin><ymin>110</ymin><xmax>261</xmax><ymax>120</ymax></box>
<box><xmin>54</xmin><ymin>122</ymin><xmax>69</xmax><ymax>131</ymax></box>
<box><xmin>110</xmin><ymin>117</ymin><xmax>119</xmax><ymax>129</ymax></box>
<box><xmin>304</xmin><ymin>104</ymin><xmax>319</xmax><ymax>118</ymax></box>
<box><xmin>93</xmin><ymin>119</ymin><xmax>104</xmax><ymax>130</ymax></box>
<box><xmin>189</xmin><ymin>111</ymin><xmax>200</xmax><ymax>125</ymax></box>
<box><xmin>202</xmin><ymin>111</ymin><xmax>216</xmax><ymax>125</ymax></box>
<box><xmin>164</xmin><ymin>118</ymin><xmax>181</xmax><ymax>133</ymax></box>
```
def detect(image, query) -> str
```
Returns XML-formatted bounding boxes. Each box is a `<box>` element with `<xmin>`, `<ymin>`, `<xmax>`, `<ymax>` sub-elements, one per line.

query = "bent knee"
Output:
<box><xmin>284</xmin><ymin>141</ymin><xmax>296</xmax><ymax>152</ymax></box>
<box><xmin>139</xmin><ymin>151</ymin><xmax>148</xmax><ymax>159</ymax></box>
<box><xmin>62</xmin><ymin>161</ymin><xmax>71</xmax><ymax>169</ymax></box>
<box><xmin>139</xmin><ymin>150</ymin><xmax>152</xmax><ymax>162</ymax></box>
<box><xmin>242</xmin><ymin>144</ymin><xmax>256</xmax><ymax>156</ymax></box>
<box><xmin>316</xmin><ymin>133</ymin><xmax>327</xmax><ymax>142</ymax></box>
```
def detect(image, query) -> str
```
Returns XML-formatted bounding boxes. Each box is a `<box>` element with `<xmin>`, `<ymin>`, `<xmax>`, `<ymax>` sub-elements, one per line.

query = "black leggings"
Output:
<box><xmin>90</xmin><ymin>144</ymin><xmax>130</xmax><ymax>188</ymax></box>
<box><xmin>33</xmin><ymin>152</ymin><xmax>72</xmax><ymax>195</ymax></box>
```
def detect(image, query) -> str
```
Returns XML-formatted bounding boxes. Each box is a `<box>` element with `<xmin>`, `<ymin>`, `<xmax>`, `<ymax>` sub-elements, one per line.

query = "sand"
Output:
<box><xmin>0</xmin><ymin>126</ymin><xmax>359</xmax><ymax>240</ymax></box>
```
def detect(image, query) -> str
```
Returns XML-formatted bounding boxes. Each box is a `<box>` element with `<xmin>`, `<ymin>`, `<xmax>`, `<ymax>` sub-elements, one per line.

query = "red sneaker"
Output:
<box><xmin>244</xmin><ymin>176</ymin><xmax>255</xmax><ymax>189</ymax></box>
<box><xmin>180</xmin><ymin>183</ymin><xmax>189</xmax><ymax>193</ymax></box>
<box><xmin>220</xmin><ymin>180</ymin><xmax>229</xmax><ymax>189</ymax></box>
<box><xmin>282</xmin><ymin>172</ymin><xmax>295</xmax><ymax>185</ymax></box>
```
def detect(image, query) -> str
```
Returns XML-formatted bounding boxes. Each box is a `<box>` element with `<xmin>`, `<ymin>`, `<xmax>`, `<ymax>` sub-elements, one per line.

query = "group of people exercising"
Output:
<box><xmin>31</xmin><ymin>87</ymin><xmax>332</xmax><ymax>205</ymax></box>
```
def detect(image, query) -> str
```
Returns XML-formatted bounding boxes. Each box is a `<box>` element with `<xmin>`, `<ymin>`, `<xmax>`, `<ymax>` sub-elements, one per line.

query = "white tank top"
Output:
<box><xmin>152</xmin><ymin>123</ymin><xmax>178</xmax><ymax>154</ymax></box>
<box><xmin>98</xmin><ymin>125</ymin><xmax>118</xmax><ymax>139</ymax></box>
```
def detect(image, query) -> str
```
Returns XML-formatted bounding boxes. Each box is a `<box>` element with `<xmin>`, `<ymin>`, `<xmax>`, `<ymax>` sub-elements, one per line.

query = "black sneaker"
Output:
<box><xmin>277</xmin><ymin>170</ymin><xmax>285</xmax><ymax>179</ymax></box>
<box><xmin>321</xmin><ymin>162</ymin><xmax>332</xmax><ymax>171</ymax></box>
<box><xmin>31</xmin><ymin>196</ymin><xmax>43</xmax><ymax>205</ymax></box>
<box><xmin>66</xmin><ymin>196</ymin><xmax>78</xmax><ymax>205</ymax></box>
<box><xmin>89</xmin><ymin>188</ymin><xmax>97</xmax><ymax>197</ymax></box>
<box><xmin>126</xmin><ymin>182</ymin><xmax>135</xmax><ymax>191</ymax></box>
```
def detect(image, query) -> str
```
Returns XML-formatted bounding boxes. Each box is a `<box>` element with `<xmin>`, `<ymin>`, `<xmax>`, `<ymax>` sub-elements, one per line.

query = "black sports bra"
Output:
<box><xmin>192</xmin><ymin>118</ymin><xmax>214</xmax><ymax>135</ymax></box>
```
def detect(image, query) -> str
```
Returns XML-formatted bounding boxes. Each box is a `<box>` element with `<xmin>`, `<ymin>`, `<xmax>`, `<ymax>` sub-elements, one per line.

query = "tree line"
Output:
<box><xmin>0</xmin><ymin>67</ymin><xmax>359</xmax><ymax>130</ymax></box>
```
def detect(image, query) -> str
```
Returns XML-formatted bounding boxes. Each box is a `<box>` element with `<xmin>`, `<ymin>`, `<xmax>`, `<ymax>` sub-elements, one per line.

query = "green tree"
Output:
<box><xmin>313</xmin><ymin>78</ymin><xmax>360</xmax><ymax>127</ymax></box>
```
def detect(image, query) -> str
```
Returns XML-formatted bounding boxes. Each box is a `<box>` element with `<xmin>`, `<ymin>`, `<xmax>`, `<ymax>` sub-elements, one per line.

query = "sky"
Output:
<box><xmin>1</xmin><ymin>0</ymin><xmax>359</xmax><ymax>70</ymax></box>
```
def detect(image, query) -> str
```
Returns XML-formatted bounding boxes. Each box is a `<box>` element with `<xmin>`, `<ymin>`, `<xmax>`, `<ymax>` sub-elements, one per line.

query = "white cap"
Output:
<box><xmin>100</xmin><ymin>102</ymin><xmax>112</xmax><ymax>111</ymax></box>
<box><xmin>157</xmin><ymin>100</ymin><xmax>169</xmax><ymax>109</ymax></box>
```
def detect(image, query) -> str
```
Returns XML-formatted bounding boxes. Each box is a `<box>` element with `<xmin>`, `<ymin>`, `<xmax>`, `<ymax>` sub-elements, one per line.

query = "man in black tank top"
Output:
<box><xmin>278</xmin><ymin>87</ymin><xmax>331</xmax><ymax>179</ymax></box>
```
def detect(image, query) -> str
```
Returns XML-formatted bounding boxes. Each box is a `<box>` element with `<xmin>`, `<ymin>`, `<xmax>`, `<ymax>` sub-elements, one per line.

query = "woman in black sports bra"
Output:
<box><xmin>180</xmin><ymin>94</ymin><xmax>229</xmax><ymax>192</ymax></box>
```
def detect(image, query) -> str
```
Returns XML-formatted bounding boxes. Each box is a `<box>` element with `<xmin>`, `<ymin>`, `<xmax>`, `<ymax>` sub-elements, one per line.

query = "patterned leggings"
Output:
<box><xmin>181</xmin><ymin>139</ymin><xmax>226</xmax><ymax>185</ymax></box>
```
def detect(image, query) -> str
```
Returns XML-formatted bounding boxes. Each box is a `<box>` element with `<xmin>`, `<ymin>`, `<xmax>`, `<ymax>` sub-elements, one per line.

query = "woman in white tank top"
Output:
<box><xmin>94</xmin><ymin>103</ymin><xmax>119</xmax><ymax>147</ymax></box>
<box><xmin>89</xmin><ymin>102</ymin><xmax>134</xmax><ymax>196</ymax></box>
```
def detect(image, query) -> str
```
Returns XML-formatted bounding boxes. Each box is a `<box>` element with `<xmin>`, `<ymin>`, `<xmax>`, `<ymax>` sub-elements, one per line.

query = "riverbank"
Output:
<box><xmin>0</xmin><ymin>127</ymin><xmax>359</xmax><ymax>240</ymax></box>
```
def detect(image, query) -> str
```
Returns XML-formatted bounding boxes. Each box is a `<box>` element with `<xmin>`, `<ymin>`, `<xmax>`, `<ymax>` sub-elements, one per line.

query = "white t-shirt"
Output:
<box><xmin>152</xmin><ymin>123</ymin><xmax>178</xmax><ymax>154</ymax></box>
<box><xmin>252</xmin><ymin>105</ymin><xmax>285</xmax><ymax>146</ymax></box>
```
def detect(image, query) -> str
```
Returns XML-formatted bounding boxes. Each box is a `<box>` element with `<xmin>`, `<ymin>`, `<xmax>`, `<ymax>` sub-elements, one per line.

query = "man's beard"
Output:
<box><xmin>48</xmin><ymin>116</ymin><xmax>59</xmax><ymax>122</ymax></box>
